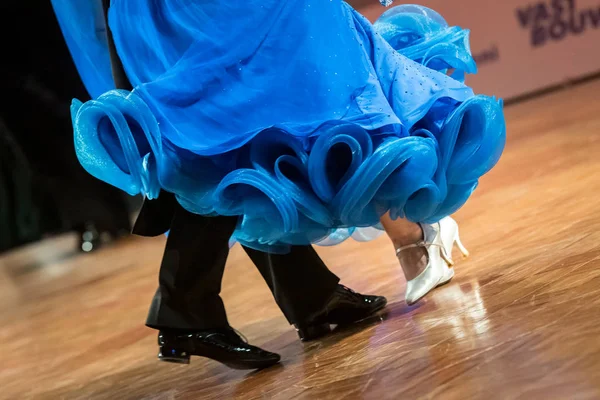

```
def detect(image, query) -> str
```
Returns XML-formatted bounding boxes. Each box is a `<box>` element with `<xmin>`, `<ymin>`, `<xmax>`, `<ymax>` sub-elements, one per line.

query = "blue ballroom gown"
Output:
<box><xmin>51</xmin><ymin>1</ymin><xmax>506</xmax><ymax>252</ymax></box>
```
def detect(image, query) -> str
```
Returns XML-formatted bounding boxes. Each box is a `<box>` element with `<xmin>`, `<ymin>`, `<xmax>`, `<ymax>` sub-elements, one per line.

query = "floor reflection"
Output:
<box><xmin>415</xmin><ymin>279</ymin><xmax>490</xmax><ymax>343</ymax></box>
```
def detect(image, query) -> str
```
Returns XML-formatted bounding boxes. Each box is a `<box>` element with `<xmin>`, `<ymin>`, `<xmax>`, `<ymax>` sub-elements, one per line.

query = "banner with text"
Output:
<box><xmin>352</xmin><ymin>0</ymin><xmax>600</xmax><ymax>100</ymax></box>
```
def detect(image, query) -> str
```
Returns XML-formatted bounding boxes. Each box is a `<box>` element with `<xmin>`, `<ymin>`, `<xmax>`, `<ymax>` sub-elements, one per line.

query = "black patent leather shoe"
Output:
<box><xmin>157</xmin><ymin>328</ymin><xmax>281</xmax><ymax>370</ymax></box>
<box><xmin>295</xmin><ymin>285</ymin><xmax>387</xmax><ymax>341</ymax></box>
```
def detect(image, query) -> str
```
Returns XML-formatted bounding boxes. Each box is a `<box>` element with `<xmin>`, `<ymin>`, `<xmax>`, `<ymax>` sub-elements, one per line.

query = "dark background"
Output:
<box><xmin>0</xmin><ymin>1</ymin><xmax>136</xmax><ymax>253</ymax></box>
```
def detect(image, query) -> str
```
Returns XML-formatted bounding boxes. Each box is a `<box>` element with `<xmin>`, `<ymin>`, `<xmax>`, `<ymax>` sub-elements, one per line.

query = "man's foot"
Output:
<box><xmin>157</xmin><ymin>327</ymin><xmax>280</xmax><ymax>370</ymax></box>
<box><xmin>294</xmin><ymin>285</ymin><xmax>387</xmax><ymax>341</ymax></box>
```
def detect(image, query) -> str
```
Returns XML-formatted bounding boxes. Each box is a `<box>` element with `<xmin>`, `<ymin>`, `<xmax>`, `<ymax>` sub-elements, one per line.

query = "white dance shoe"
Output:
<box><xmin>397</xmin><ymin>217</ymin><xmax>469</xmax><ymax>305</ymax></box>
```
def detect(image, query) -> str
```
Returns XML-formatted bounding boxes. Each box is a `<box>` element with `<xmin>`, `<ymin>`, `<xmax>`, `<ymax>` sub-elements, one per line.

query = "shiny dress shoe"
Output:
<box><xmin>157</xmin><ymin>327</ymin><xmax>281</xmax><ymax>369</ymax></box>
<box><xmin>398</xmin><ymin>217</ymin><xmax>469</xmax><ymax>306</ymax></box>
<box><xmin>295</xmin><ymin>285</ymin><xmax>387</xmax><ymax>341</ymax></box>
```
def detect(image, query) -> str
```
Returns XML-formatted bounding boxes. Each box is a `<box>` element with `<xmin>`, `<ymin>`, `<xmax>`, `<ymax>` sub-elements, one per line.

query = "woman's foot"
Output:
<box><xmin>399</xmin><ymin>222</ymin><xmax>452</xmax><ymax>305</ymax></box>
<box><xmin>381</xmin><ymin>215</ymin><xmax>468</xmax><ymax>305</ymax></box>
<box><xmin>394</xmin><ymin>226</ymin><xmax>429</xmax><ymax>281</ymax></box>
<box><xmin>379</xmin><ymin>215</ymin><xmax>429</xmax><ymax>280</ymax></box>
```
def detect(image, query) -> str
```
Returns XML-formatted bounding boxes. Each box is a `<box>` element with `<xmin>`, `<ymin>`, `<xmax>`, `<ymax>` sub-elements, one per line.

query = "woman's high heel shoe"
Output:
<box><xmin>397</xmin><ymin>217</ymin><xmax>469</xmax><ymax>305</ymax></box>
<box><xmin>438</xmin><ymin>217</ymin><xmax>469</xmax><ymax>282</ymax></box>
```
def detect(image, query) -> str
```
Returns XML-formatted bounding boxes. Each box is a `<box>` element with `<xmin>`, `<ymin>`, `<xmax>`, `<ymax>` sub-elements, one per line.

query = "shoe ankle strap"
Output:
<box><xmin>396</xmin><ymin>241</ymin><xmax>442</xmax><ymax>255</ymax></box>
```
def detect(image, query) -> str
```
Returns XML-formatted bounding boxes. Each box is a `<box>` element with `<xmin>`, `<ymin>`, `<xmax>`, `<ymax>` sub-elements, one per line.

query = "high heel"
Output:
<box><xmin>437</xmin><ymin>217</ymin><xmax>469</xmax><ymax>284</ymax></box>
<box><xmin>455</xmin><ymin>233</ymin><xmax>469</xmax><ymax>258</ymax></box>
<box><xmin>398</xmin><ymin>217</ymin><xmax>468</xmax><ymax>305</ymax></box>
<box><xmin>439</xmin><ymin>217</ymin><xmax>470</xmax><ymax>263</ymax></box>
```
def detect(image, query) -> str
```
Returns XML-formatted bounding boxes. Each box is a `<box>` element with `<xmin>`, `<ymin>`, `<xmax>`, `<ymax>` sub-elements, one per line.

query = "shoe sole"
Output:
<box><xmin>159</xmin><ymin>354</ymin><xmax>280</xmax><ymax>370</ymax></box>
<box><xmin>158</xmin><ymin>355</ymin><xmax>191</xmax><ymax>365</ymax></box>
<box><xmin>223</xmin><ymin>358</ymin><xmax>281</xmax><ymax>370</ymax></box>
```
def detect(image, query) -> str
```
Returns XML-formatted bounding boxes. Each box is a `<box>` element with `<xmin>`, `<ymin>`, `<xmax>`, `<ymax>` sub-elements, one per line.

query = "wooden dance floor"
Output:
<box><xmin>2</xmin><ymin>80</ymin><xmax>600</xmax><ymax>399</ymax></box>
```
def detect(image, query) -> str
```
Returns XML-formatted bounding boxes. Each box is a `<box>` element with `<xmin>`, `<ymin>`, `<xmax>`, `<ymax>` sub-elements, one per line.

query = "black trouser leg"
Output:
<box><xmin>146</xmin><ymin>200</ymin><xmax>340</xmax><ymax>330</ymax></box>
<box><xmin>243</xmin><ymin>245</ymin><xmax>340</xmax><ymax>325</ymax></box>
<box><xmin>145</xmin><ymin>205</ymin><xmax>238</xmax><ymax>331</ymax></box>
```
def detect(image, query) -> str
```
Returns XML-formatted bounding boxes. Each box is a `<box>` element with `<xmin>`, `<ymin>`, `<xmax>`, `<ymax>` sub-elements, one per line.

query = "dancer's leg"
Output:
<box><xmin>146</xmin><ymin>205</ymin><xmax>237</xmax><ymax>331</ymax></box>
<box><xmin>379</xmin><ymin>213</ymin><xmax>427</xmax><ymax>281</ymax></box>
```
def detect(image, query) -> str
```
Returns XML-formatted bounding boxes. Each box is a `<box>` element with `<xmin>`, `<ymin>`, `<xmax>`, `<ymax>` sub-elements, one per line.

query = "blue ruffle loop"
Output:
<box><xmin>374</xmin><ymin>4</ymin><xmax>477</xmax><ymax>82</ymax></box>
<box><xmin>61</xmin><ymin>1</ymin><xmax>506</xmax><ymax>252</ymax></box>
<box><xmin>71</xmin><ymin>90</ymin><xmax>161</xmax><ymax>200</ymax></box>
